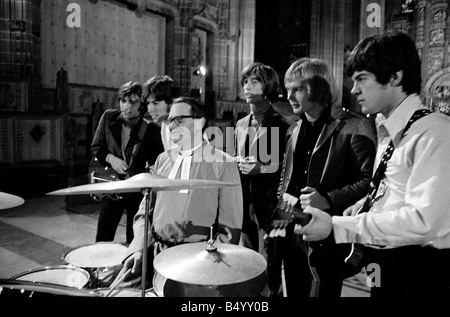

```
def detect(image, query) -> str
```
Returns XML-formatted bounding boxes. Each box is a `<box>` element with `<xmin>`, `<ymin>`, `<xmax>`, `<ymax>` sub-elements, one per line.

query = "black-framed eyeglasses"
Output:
<box><xmin>165</xmin><ymin>115</ymin><xmax>199</xmax><ymax>126</ymax></box>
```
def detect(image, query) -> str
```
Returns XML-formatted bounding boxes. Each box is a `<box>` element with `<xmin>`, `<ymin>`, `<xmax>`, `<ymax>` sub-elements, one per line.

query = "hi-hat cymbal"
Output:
<box><xmin>0</xmin><ymin>192</ymin><xmax>25</xmax><ymax>210</ymax></box>
<box><xmin>153</xmin><ymin>242</ymin><xmax>267</xmax><ymax>286</ymax></box>
<box><xmin>46</xmin><ymin>173</ymin><xmax>239</xmax><ymax>196</ymax></box>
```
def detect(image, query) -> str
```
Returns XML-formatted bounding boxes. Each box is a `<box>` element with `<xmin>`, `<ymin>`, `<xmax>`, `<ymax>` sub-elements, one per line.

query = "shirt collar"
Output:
<box><xmin>375</xmin><ymin>94</ymin><xmax>423</xmax><ymax>147</ymax></box>
<box><xmin>179</xmin><ymin>141</ymin><xmax>204</xmax><ymax>156</ymax></box>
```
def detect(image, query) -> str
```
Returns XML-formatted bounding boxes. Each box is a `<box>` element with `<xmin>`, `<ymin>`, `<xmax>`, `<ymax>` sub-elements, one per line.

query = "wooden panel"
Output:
<box><xmin>0</xmin><ymin>117</ymin><xmax>13</xmax><ymax>164</ymax></box>
<box><xmin>14</xmin><ymin>116</ymin><xmax>63</xmax><ymax>162</ymax></box>
<box><xmin>68</xmin><ymin>85</ymin><xmax>117</xmax><ymax>114</ymax></box>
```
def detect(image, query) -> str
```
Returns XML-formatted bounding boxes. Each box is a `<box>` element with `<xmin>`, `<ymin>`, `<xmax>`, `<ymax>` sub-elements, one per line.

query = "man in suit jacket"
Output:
<box><xmin>267</xmin><ymin>58</ymin><xmax>376</xmax><ymax>297</ymax></box>
<box><xmin>91</xmin><ymin>81</ymin><xmax>164</xmax><ymax>243</ymax></box>
<box><xmin>235</xmin><ymin>63</ymin><xmax>289</xmax><ymax>254</ymax></box>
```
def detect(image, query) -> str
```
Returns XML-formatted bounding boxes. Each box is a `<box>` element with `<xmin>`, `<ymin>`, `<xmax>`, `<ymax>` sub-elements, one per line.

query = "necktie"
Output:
<box><xmin>167</xmin><ymin>149</ymin><xmax>193</xmax><ymax>194</ymax></box>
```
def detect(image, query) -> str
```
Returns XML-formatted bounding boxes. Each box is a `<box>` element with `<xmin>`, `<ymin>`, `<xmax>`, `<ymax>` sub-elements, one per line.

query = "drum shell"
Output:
<box><xmin>0</xmin><ymin>279</ymin><xmax>101</xmax><ymax>297</ymax></box>
<box><xmin>10</xmin><ymin>265</ymin><xmax>91</xmax><ymax>289</ymax></box>
<box><xmin>152</xmin><ymin>271</ymin><xmax>266</xmax><ymax>297</ymax></box>
<box><xmin>62</xmin><ymin>242</ymin><xmax>128</xmax><ymax>288</ymax></box>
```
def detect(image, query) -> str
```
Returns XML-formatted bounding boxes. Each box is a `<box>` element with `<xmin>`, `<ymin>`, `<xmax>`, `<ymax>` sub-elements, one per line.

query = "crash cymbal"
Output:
<box><xmin>47</xmin><ymin>173</ymin><xmax>239</xmax><ymax>196</ymax></box>
<box><xmin>153</xmin><ymin>242</ymin><xmax>267</xmax><ymax>286</ymax></box>
<box><xmin>0</xmin><ymin>192</ymin><xmax>25</xmax><ymax>210</ymax></box>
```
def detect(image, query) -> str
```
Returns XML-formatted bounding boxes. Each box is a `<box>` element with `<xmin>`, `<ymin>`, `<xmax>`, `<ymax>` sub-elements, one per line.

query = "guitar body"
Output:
<box><xmin>266</xmin><ymin>199</ymin><xmax>312</xmax><ymax>237</ymax></box>
<box><xmin>87</xmin><ymin>157</ymin><xmax>126</xmax><ymax>200</ymax></box>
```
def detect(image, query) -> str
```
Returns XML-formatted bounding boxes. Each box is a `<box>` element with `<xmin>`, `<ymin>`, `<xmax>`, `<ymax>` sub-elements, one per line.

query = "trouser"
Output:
<box><xmin>96</xmin><ymin>192</ymin><xmax>143</xmax><ymax>244</ymax></box>
<box><xmin>363</xmin><ymin>245</ymin><xmax>450</xmax><ymax>297</ymax></box>
<box><xmin>266</xmin><ymin>233</ymin><xmax>347</xmax><ymax>297</ymax></box>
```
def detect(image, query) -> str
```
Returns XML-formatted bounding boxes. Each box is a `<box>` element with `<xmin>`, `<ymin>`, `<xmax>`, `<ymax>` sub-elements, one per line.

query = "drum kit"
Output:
<box><xmin>0</xmin><ymin>173</ymin><xmax>268</xmax><ymax>298</ymax></box>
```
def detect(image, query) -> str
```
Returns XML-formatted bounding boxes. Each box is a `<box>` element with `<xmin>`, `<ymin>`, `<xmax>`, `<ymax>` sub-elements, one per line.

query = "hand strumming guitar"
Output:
<box><xmin>106</xmin><ymin>154</ymin><xmax>129</xmax><ymax>175</ymax></box>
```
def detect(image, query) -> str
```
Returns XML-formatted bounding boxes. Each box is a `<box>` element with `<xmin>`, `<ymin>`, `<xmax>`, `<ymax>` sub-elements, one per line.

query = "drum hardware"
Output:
<box><xmin>47</xmin><ymin>172</ymin><xmax>239</xmax><ymax>297</ymax></box>
<box><xmin>95</xmin><ymin>287</ymin><xmax>157</xmax><ymax>297</ymax></box>
<box><xmin>0</xmin><ymin>192</ymin><xmax>25</xmax><ymax>210</ymax></box>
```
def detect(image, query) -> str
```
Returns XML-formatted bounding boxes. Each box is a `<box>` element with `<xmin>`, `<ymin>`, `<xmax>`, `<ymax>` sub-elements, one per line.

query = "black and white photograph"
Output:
<box><xmin>1</xmin><ymin>0</ymin><xmax>450</xmax><ymax>309</ymax></box>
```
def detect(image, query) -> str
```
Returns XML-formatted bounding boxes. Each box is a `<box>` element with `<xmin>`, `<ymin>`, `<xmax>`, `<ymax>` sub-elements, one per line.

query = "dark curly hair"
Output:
<box><xmin>141</xmin><ymin>75</ymin><xmax>181</xmax><ymax>108</ymax></box>
<box><xmin>345</xmin><ymin>30</ymin><xmax>422</xmax><ymax>95</ymax></box>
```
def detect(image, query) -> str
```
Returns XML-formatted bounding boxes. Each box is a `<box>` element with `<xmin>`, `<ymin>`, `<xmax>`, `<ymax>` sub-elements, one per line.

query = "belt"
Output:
<box><xmin>151</xmin><ymin>229</ymin><xmax>184</xmax><ymax>247</ymax></box>
<box><xmin>151</xmin><ymin>228</ymin><xmax>209</xmax><ymax>248</ymax></box>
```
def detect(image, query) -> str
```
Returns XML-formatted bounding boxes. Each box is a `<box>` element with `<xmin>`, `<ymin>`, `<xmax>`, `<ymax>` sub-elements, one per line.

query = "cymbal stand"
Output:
<box><xmin>141</xmin><ymin>187</ymin><xmax>153</xmax><ymax>297</ymax></box>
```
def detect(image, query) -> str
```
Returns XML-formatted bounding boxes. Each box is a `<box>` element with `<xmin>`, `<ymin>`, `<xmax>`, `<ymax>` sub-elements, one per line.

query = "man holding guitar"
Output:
<box><xmin>91</xmin><ymin>81</ymin><xmax>164</xmax><ymax>244</ymax></box>
<box><xmin>266</xmin><ymin>58</ymin><xmax>376</xmax><ymax>297</ymax></box>
<box><xmin>295</xmin><ymin>31</ymin><xmax>450</xmax><ymax>297</ymax></box>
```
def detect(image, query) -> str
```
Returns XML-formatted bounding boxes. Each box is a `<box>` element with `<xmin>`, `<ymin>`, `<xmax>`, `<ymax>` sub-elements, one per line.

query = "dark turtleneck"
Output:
<box><xmin>250</xmin><ymin>97</ymin><xmax>271</xmax><ymax>127</ymax></box>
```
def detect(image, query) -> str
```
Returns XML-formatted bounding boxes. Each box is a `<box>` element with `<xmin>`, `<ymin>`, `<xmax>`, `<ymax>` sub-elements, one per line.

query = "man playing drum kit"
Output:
<box><xmin>115</xmin><ymin>97</ymin><xmax>244</xmax><ymax>288</ymax></box>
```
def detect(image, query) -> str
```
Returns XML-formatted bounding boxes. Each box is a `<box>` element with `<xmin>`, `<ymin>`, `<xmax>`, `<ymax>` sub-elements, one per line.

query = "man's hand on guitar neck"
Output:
<box><xmin>106</xmin><ymin>154</ymin><xmax>129</xmax><ymax>175</ymax></box>
<box><xmin>293</xmin><ymin>206</ymin><xmax>332</xmax><ymax>242</ymax></box>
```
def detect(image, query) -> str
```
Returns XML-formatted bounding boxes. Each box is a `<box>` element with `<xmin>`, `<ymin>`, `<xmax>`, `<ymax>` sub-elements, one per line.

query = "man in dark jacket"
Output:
<box><xmin>235</xmin><ymin>63</ymin><xmax>289</xmax><ymax>254</ymax></box>
<box><xmin>91</xmin><ymin>81</ymin><xmax>164</xmax><ymax>243</ymax></box>
<box><xmin>267</xmin><ymin>58</ymin><xmax>376</xmax><ymax>297</ymax></box>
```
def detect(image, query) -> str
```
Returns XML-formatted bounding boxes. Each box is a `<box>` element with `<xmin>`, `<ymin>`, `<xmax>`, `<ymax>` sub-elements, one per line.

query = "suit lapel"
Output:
<box><xmin>236</xmin><ymin>114</ymin><xmax>252</xmax><ymax>157</ymax></box>
<box><xmin>109</xmin><ymin>118</ymin><xmax>123</xmax><ymax>157</ymax></box>
<box><xmin>313</xmin><ymin>118</ymin><xmax>342</xmax><ymax>154</ymax></box>
<box><xmin>290</xmin><ymin>120</ymin><xmax>302</xmax><ymax>156</ymax></box>
<box><xmin>249</xmin><ymin>107</ymin><xmax>275</xmax><ymax>152</ymax></box>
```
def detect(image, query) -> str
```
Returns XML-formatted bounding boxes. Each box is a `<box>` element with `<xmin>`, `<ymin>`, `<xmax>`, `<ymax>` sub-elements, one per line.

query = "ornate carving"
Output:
<box><xmin>29</xmin><ymin>124</ymin><xmax>46</xmax><ymax>143</ymax></box>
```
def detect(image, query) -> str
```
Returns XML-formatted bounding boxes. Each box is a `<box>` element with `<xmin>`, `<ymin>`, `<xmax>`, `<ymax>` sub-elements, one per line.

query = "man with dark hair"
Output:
<box><xmin>91</xmin><ymin>81</ymin><xmax>164</xmax><ymax>243</ymax></box>
<box><xmin>142</xmin><ymin>75</ymin><xmax>181</xmax><ymax>150</ymax></box>
<box><xmin>267</xmin><ymin>58</ymin><xmax>376</xmax><ymax>297</ymax></box>
<box><xmin>295</xmin><ymin>30</ymin><xmax>450</xmax><ymax>297</ymax></box>
<box><xmin>115</xmin><ymin>96</ymin><xmax>243</xmax><ymax>286</ymax></box>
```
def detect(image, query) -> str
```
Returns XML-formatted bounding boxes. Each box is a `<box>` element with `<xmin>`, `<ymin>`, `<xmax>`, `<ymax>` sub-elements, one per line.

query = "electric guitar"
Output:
<box><xmin>265</xmin><ymin>199</ymin><xmax>312</xmax><ymax>238</ymax></box>
<box><xmin>87</xmin><ymin>157</ymin><xmax>127</xmax><ymax>201</ymax></box>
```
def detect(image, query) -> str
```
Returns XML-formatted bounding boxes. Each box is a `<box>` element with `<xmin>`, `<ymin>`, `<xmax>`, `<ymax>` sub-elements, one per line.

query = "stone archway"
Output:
<box><xmin>424</xmin><ymin>67</ymin><xmax>450</xmax><ymax>116</ymax></box>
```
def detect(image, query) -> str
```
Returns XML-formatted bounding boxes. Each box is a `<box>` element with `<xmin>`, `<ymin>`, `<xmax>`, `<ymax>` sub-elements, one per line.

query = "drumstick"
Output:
<box><xmin>104</xmin><ymin>268</ymin><xmax>131</xmax><ymax>297</ymax></box>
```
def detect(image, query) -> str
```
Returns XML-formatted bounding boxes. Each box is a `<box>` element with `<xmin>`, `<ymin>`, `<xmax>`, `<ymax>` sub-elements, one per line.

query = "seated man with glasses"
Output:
<box><xmin>115</xmin><ymin>96</ymin><xmax>243</xmax><ymax>288</ymax></box>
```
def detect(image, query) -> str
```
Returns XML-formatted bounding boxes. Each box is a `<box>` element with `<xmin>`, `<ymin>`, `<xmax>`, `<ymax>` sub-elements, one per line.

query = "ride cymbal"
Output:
<box><xmin>47</xmin><ymin>173</ymin><xmax>239</xmax><ymax>195</ymax></box>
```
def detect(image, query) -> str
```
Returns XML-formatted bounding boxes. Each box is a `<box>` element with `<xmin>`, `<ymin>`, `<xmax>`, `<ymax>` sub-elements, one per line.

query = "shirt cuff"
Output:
<box><xmin>106</xmin><ymin>154</ymin><xmax>113</xmax><ymax>163</ymax></box>
<box><xmin>331</xmin><ymin>215</ymin><xmax>358</xmax><ymax>244</ymax></box>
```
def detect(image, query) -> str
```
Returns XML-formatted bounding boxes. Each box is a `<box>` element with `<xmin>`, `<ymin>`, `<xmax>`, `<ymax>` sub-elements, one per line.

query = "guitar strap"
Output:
<box><xmin>345</xmin><ymin>108</ymin><xmax>432</xmax><ymax>267</ymax></box>
<box><xmin>360</xmin><ymin>109</ymin><xmax>431</xmax><ymax>215</ymax></box>
<box><xmin>127</xmin><ymin>118</ymin><xmax>150</xmax><ymax>170</ymax></box>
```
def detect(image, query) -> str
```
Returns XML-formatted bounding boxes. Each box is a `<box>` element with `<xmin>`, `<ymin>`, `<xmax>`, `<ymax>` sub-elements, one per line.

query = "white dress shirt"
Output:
<box><xmin>332</xmin><ymin>94</ymin><xmax>450</xmax><ymax>249</ymax></box>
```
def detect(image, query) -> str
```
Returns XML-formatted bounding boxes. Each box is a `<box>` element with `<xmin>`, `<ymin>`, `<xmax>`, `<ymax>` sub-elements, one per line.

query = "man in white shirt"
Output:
<box><xmin>294</xmin><ymin>30</ymin><xmax>450</xmax><ymax>297</ymax></box>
